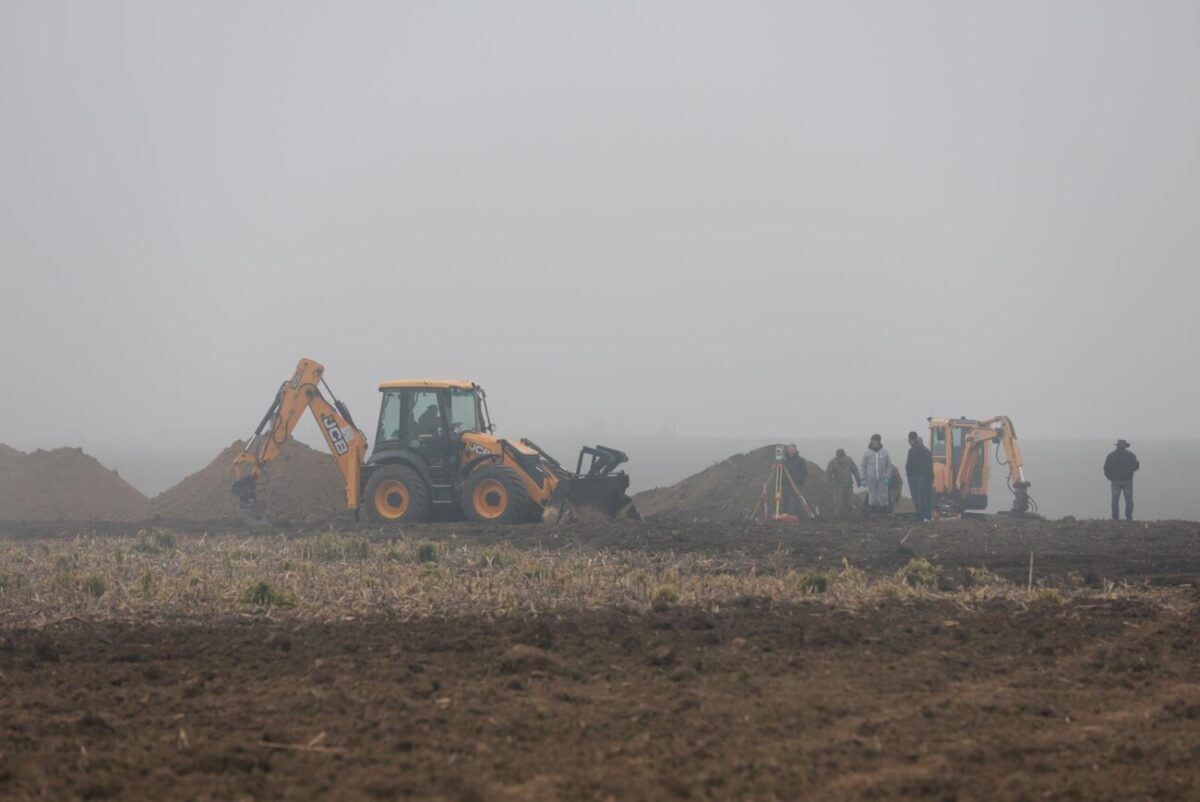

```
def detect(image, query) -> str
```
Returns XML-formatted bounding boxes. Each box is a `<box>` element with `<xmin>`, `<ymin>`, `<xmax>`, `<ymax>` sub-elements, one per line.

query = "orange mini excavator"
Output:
<box><xmin>232</xmin><ymin>358</ymin><xmax>641</xmax><ymax>525</ymax></box>
<box><xmin>927</xmin><ymin>416</ymin><xmax>1038</xmax><ymax>517</ymax></box>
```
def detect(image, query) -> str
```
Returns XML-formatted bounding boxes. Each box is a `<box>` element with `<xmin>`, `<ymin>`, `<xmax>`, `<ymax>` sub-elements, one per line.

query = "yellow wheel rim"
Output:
<box><xmin>373</xmin><ymin>479</ymin><xmax>410</xmax><ymax>520</ymax></box>
<box><xmin>472</xmin><ymin>478</ymin><xmax>508</xmax><ymax>520</ymax></box>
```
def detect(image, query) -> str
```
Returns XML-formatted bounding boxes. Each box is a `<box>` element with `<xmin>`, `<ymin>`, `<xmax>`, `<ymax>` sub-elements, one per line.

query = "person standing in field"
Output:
<box><xmin>784</xmin><ymin>444</ymin><xmax>808</xmax><ymax>490</ymax></box>
<box><xmin>905</xmin><ymin>431</ymin><xmax>934</xmax><ymax>522</ymax></box>
<box><xmin>825</xmin><ymin>448</ymin><xmax>860</xmax><ymax>517</ymax></box>
<box><xmin>1104</xmin><ymin>439</ymin><xmax>1140</xmax><ymax>521</ymax></box>
<box><xmin>781</xmin><ymin>444</ymin><xmax>809</xmax><ymax>516</ymax></box>
<box><xmin>859</xmin><ymin>434</ymin><xmax>893</xmax><ymax>516</ymax></box>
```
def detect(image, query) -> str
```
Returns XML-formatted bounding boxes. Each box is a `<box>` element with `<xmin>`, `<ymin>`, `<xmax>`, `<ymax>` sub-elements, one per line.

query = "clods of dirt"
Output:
<box><xmin>2</xmin><ymin>600</ymin><xmax>1198</xmax><ymax>800</ymax></box>
<box><xmin>498</xmin><ymin>644</ymin><xmax>566</xmax><ymax>675</ymax></box>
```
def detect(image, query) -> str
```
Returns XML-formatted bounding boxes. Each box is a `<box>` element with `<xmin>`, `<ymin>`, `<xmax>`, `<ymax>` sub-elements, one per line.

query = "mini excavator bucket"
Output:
<box><xmin>998</xmin><ymin>480</ymin><xmax>1041</xmax><ymax>519</ymax></box>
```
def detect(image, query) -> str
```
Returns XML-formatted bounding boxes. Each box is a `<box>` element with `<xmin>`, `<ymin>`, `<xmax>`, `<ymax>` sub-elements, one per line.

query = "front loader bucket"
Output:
<box><xmin>560</xmin><ymin>474</ymin><xmax>643</xmax><ymax>521</ymax></box>
<box><xmin>521</xmin><ymin>440</ymin><xmax>643</xmax><ymax>522</ymax></box>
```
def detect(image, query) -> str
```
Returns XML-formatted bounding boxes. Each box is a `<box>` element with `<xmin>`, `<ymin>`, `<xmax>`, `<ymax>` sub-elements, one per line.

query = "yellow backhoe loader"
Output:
<box><xmin>232</xmin><ymin>358</ymin><xmax>641</xmax><ymax>524</ymax></box>
<box><xmin>928</xmin><ymin>416</ymin><xmax>1038</xmax><ymax>517</ymax></box>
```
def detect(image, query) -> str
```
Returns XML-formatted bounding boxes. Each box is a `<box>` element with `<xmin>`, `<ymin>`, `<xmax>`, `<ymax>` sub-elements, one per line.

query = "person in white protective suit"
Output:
<box><xmin>859</xmin><ymin>434</ymin><xmax>893</xmax><ymax>515</ymax></box>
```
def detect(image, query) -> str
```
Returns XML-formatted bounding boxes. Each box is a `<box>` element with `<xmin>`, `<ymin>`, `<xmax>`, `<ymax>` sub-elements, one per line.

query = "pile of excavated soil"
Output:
<box><xmin>633</xmin><ymin>444</ymin><xmax>836</xmax><ymax>520</ymax></box>
<box><xmin>148</xmin><ymin>438</ymin><xmax>346</xmax><ymax>524</ymax></box>
<box><xmin>0</xmin><ymin>445</ymin><xmax>148</xmax><ymax>522</ymax></box>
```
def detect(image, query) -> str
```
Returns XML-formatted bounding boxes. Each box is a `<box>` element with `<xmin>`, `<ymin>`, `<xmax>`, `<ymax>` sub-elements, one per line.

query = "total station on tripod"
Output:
<box><xmin>751</xmin><ymin>444</ymin><xmax>815</xmax><ymax>521</ymax></box>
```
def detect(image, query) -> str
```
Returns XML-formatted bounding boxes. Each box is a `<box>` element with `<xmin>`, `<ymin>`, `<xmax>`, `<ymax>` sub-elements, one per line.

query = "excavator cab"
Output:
<box><xmin>368</xmin><ymin>381</ymin><xmax>489</xmax><ymax>510</ymax></box>
<box><xmin>373</xmin><ymin>383</ymin><xmax>485</xmax><ymax>479</ymax></box>
<box><xmin>929</xmin><ymin>419</ymin><xmax>990</xmax><ymax>511</ymax></box>
<box><xmin>376</xmin><ymin>385</ymin><xmax>488</xmax><ymax>445</ymax></box>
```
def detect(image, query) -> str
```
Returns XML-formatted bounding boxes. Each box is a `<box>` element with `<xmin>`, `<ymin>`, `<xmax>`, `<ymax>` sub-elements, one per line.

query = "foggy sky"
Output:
<box><xmin>2</xmin><ymin>1</ymin><xmax>1198</xmax><ymax>461</ymax></box>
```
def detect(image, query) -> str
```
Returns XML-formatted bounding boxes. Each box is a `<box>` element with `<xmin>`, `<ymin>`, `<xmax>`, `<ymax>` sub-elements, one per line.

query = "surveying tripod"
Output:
<box><xmin>750</xmin><ymin>445</ymin><xmax>815</xmax><ymax>521</ymax></box>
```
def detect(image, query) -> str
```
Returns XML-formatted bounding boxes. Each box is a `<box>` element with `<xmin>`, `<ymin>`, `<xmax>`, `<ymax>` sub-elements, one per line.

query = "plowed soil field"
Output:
<box><xmin>2</xmin><ymin>517</ymin><xmax>1198</xmax><ymax>800</ymax></box>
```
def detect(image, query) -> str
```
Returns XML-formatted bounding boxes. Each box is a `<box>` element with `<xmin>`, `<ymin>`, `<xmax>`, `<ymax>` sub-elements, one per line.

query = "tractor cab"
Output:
<box><xmin>371</xmin><ymin>380</ymin><xmax>491</xmax><ymax>501</ymax></box>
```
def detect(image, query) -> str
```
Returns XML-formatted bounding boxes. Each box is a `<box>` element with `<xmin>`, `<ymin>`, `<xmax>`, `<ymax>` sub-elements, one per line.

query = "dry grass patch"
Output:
<box><xmin>0</xmin><ymin>532</ymin><xmax>1187</xmax><ymax>626</ymax></box>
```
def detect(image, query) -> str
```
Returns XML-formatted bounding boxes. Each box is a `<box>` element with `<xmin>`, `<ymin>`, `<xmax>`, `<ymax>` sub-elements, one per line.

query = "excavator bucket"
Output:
<box><xmin>232</xmin><ymin>476</ymin><xmax>272</xmax><ymax>528</ymax></box>
<box><xmin>999</xmin><ymin>480</ymin><xmax>1041</xmax><ymax>519</ymax></box>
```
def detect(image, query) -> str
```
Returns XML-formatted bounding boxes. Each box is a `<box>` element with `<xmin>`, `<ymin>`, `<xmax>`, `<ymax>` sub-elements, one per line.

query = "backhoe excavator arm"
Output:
<box><xmin>956</xmin><ymin>416</ymin><xmax>1033</xmax><ymax>514</ymax></box>
<box><xmin>232</xmin><ymin>358</ymin><xmax>367</xmax><ymax>518</ymax></box>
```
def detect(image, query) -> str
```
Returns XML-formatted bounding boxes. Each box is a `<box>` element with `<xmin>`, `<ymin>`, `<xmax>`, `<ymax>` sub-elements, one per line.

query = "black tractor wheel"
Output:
<box><xmin>462</xmin><ymin>464</ymin><xmax>533</xmax><ymax>524</ymax></box>
<box><xmin>364</xmin><ymin>464</ymin><xmax>432</xmax><ymax>524</ymax></box>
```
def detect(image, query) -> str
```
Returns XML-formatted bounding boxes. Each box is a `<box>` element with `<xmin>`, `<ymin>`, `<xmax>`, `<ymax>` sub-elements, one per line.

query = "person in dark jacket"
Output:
<box><xmin>1103</xmin><ymin>439</ymin><xmax>1140</xmax><ymax>521</ymax></box>
<box><xmin>782</xmin><ymin>444</ymin><xmax>809</xmax><ymax>515</ymax></box>
<box><xmin>784</xmin><ymin>444</ymin><xmax>808</xmax><ymax>489</ymax></box>
<box><xmin>906</xmin><ymin>431</ymin><xmax>934</xmax><ymax>522</ymax></box>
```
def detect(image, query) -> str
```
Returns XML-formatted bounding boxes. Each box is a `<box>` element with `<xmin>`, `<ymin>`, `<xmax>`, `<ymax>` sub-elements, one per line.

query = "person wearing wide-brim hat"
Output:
<box><xmin>1103</xmin><ymin>439</ymin><xmax>1140</xmax><ymax>521</ymax></box>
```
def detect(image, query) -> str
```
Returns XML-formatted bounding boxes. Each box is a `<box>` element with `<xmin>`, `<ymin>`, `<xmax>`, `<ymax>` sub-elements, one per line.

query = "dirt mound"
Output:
<box><xmin>148</xmin><ymin>438</ymin><xmax>346</xmax><ymax>524</ymax></box>
<box><xmin>633</xmin><ymin>444</ymin><xmax>836</xmax><ymax>520</ymax></box>
<box><xmin>0</xmin><ymin>445</ymin><xmax>148</xmax><ymax>522</ymax></box>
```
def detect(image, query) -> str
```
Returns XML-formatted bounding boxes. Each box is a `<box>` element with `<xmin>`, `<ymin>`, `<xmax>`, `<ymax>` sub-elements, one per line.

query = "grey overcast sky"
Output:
<box><xmin>1</xmin><ymin>1</ymin><xmax>1197</xmax><ymax>457</ymax></box>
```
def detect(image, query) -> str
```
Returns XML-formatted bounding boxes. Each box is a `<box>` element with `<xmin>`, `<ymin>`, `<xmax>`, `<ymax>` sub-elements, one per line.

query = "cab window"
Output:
<box><xmin>410</xmin><ymin>391</ymin><xmax>443</xmax><ymax>441</ymax></box>
<box><xmin>950</xmin><ymin>426</ymin><xmax>967</xmax><ymax>471</ymax></box>
<box><xmin>930</xmin><ymin>428</ymin><xmax>946</xmax><ymax>458</ymax></box>
<box><xmin>448</xmin><ymin>389</ymin><xmax>481</xmax><ymax>433</ymax></box>
<box><xmin>377</xmin><ymin>390</ymin><xmax>403</xmax><ymax>443</ymax></box>
<box><xmin>377</xmin><ymin>388</ymin><xmax>444</xmax><ymax>445</ymax></box>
